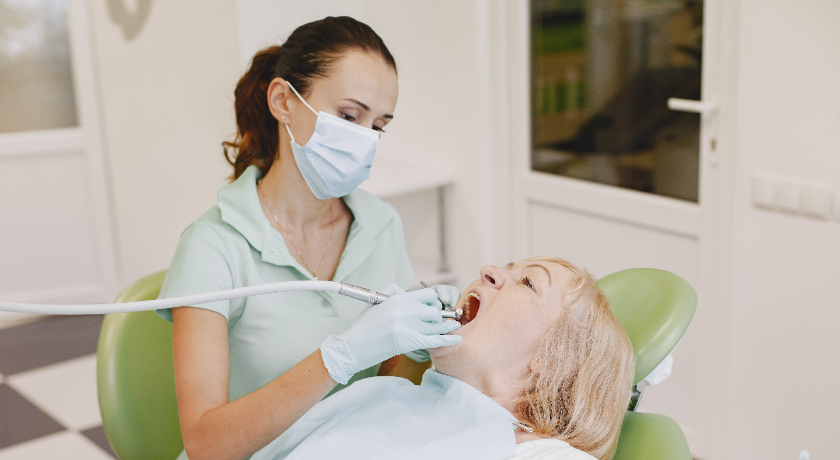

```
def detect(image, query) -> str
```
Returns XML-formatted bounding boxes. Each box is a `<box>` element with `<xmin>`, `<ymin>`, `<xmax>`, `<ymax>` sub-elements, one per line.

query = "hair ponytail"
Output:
<box><xmin>222</xmin><ymin>17</ymin><xmax>397</xmax><ymax>181</ymax></box>
<box><xmin>223</xmin><ymin>46</ymin><xmax>283</xmax><ymax>180</ymax></box>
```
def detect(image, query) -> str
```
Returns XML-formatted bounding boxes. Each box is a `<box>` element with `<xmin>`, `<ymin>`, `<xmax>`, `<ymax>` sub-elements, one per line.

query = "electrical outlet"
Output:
<box><xmin>776</xmin><ymin>183</ymin><xmax>801</xmax><ymax>214</ymax></box>
<box><xmin>752</xmin><ymin>175</ymin><xmax>776</xmax><ymax>209</ymax></box>
<box><xmin>752</xmin><ymin>172</ymin><xmax>837</xmax><ymax>221</ymax></box>
<box><xmin>801</xmin><ymin>186</ymin><xmax>832</xmax><ymax>219</ymax></box>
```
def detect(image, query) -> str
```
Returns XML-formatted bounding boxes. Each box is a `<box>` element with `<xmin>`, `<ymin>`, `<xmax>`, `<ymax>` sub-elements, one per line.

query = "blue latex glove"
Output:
<box><xmin>405</xmin><ymin>284</ymin><xmax>461</xmax><ymax>363</ymax></box>
<box><xmin>321</xmin><ymin>287</ymin><xmax>463</xmax><ymax>384</ymax></box>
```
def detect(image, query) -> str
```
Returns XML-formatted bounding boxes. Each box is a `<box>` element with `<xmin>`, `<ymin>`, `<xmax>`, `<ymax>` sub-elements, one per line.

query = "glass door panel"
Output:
<box><xmin>0</xmin><ymin>0</ymin><xmax>78</xmax><ymax>134</ymax></box>
<box><xmin>531</xmin><ymin>0</ymin><xmax>703</xmax><ymax>202</ymax></box>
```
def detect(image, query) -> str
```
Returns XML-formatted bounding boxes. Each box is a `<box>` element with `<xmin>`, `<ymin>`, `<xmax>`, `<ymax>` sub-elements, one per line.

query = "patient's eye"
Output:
<box><xmin>519</xmin><ymin>276</ymin><xmax>536</xmax><ymax>292</ymax></box>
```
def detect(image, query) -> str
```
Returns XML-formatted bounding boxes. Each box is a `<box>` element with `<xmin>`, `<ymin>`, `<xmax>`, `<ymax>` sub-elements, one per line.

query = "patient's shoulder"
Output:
<box><xmin>506</xmin><ymin>439</ymin><xmax>596</xmax><ymax>460</ymax></box>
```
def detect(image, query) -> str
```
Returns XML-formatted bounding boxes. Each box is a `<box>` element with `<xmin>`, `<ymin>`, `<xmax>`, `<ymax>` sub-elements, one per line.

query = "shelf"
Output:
<box><xmin>361</xmin><ymin>157</ymin><xmax>454</xmax><ymax>199</ymax></box>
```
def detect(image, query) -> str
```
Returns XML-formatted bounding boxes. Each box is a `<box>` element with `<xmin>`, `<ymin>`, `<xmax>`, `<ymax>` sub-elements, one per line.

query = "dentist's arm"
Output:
<box><xmin>173</xmin><ymin>308</ymin><xmax>336</xmax><ymax>460</ymax></box>
<box><xmin>173</xmin><ymin>289</ymin><xmax>461</xmax><ymax>460</ymax></box>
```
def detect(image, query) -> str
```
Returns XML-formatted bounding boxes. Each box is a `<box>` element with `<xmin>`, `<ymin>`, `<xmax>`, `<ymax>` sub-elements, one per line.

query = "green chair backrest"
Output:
<box><xmin>598</xmin><ymin>268</ymin><xmax>697</xmax><ymax>385</ymax></box>
<box><xmin>599</xmin><ymin>268</ymin><xmax>697</xmax><ymax>460</ymax></box>
<box><xmin>97</xmin><ymin>270</ymin><xmax>183</xmax><ymax>460</ymax></box>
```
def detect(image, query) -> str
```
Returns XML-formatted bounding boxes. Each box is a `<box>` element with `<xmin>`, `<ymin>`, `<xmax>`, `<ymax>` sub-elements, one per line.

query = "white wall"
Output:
<box><xmin>725</xmin><ymin>0</ymin><xmax>840</xmax><ymax>458</ymax></box>
<box><xmin>236</xmin><ymin>0</ymin><xmax>491</xmax><ymax>287</ymax></box>
<box><xmin>89</xmin><ymin>0</ymin><xmax>241</xmax><ymax>286</ymax></box>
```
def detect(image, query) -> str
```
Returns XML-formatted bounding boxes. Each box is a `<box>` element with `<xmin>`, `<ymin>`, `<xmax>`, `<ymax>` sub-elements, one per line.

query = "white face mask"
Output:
<box><xmin>285</xmin><ymin>82</ymin><xmax>380</xmax><ymax>200</ymax></box>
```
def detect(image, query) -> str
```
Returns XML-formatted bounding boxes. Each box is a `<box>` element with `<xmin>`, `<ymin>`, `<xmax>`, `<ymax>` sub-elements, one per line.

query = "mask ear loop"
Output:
<box><xmin>286</xmin><ymin>81</ymin><xmax>319</xmax><ymax>115</ymax></box>
<box><xmin>284</xmin><ymin>81</ymin><xmax>319</xmax><ymax>145</ymax></box>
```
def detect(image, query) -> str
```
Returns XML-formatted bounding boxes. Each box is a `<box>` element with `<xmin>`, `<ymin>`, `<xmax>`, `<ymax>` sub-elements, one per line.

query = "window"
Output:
<box><xmin>0</xmin><ymin>0</ymin><xmax>77</xmax><ymax>134</ymax></box>
<box><xmin>531</xmin><ymin>0</ymin><xmax>703</xmax><ymax>202</ymax></box>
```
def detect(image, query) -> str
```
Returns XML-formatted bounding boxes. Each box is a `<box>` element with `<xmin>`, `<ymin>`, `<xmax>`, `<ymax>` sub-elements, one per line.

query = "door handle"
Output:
<box><xmin>667</xmin><ymin>98</ymin><xmax>718</xmax><ymax>115</ymax></box>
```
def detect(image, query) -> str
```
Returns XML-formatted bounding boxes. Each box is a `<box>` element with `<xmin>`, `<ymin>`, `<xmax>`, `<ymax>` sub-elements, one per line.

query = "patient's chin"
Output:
<box><xmin>428</xmin><ymin>346</ymin><xmax>456</xmax><ymax>359</ymax></box>
<box><xmin>427</xmin><ymin>335</ymin><xmax>464</xmax><ymax>358</ymax></box>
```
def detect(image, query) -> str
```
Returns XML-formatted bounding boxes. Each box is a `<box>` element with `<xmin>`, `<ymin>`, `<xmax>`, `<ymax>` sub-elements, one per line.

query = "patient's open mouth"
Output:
<box><xmin>461</xmin><ymin>292</ymin><xmax>481</xmax><ymax>325</ymax></box>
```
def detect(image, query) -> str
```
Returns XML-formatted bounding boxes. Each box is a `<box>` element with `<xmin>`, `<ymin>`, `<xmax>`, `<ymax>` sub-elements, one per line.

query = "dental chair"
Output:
<box><xmin>96</xmin><ymin>270</ymin><xmax>181</xmax><ymax>460</ymax></box>
<box><xmin>598</xmin><ymin>268</ymin><xmax>696</xmax><ymax>460</ymax></box>
<box><xmin>97</xmin><ymin>268</ymin><xmax>695</xmax><ymax>460</ymax></box>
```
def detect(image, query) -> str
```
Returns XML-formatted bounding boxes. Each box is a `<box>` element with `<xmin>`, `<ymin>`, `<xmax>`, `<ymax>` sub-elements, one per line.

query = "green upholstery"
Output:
<box><xmin>612</xmin><ymin>412</ymin><xmax>692</xmax><ymax>460</ymax></box>
<box><xmin>97</xmin><ymin>270</ymin><xmax>183</xmax><ymax>460</ymax></box>
<box><xmin>96</xmin><ymin>268</ymin><xmax>696</xmax><ymax>460</ymax></box>
<box><xmin>599</xmin><ymin>268</ymin><xmax>697</xmax><ymax>460</ymax></box>
<box><xmin>598</xmin><ymin>268</ymin><xmax>697</xmax><ymax>385</ymax></box>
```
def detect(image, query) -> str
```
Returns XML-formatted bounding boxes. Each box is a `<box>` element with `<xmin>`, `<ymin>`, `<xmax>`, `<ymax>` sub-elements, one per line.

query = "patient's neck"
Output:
<box><xmin>431</xmin><ymin>349</ymin><xmax>530</xmax><ymax>415</ymax></box>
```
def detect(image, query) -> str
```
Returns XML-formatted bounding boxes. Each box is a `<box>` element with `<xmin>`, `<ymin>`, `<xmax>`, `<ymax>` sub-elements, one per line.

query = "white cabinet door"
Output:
<box><xmin>0</xmin><ymin>0</ymin><xmax>117</xmax><ymax>326</ymax></box>
<box><xmin>502</xmin><ymin>0</ymin><xmax>738</xmax><ymax>457</ymax></box>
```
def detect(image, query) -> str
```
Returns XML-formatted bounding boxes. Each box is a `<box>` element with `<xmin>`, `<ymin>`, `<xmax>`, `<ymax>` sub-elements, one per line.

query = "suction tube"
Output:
<box><xmin>0</xmin><ymin>281</ymin><xmax>460</xmax><ymax>319</ymax></box>
<box><xmin>0</xmin><ymin>281</ymin><xmax>460</xmax><ymax>320</ymax></box>
<box><xmin>0</xmin><ymin>281</ymin><xmax>352</xmax><ymax>315</ymax></box>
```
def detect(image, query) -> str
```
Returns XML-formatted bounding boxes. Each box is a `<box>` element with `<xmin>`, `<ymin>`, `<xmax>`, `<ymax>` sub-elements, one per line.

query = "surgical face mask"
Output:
<box><xmin>284</xmin><ymin>82</ymin><xmax>380</xmax><ymax>200</ymax></box>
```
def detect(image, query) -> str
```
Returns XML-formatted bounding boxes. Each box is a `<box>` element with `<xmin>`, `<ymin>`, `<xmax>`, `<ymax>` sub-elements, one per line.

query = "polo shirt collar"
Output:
<box><xmin>216</xmin><ymin>165</ymin><xmax>393</xmax><ymax>281</ymax></box>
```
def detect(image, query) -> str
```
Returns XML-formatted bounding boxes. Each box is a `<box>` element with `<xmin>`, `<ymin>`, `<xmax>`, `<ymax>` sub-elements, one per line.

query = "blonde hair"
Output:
<box><xmin>514</xmin><ymin>257</ymin><xmax>635</xmax><ymax>460</ymax></box>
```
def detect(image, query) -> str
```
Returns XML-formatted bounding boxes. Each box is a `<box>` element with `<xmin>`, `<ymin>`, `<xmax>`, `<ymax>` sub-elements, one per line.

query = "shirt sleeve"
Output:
<box><xmin>155</xmin><ymin>221</ymin><xmax>234</xmax><ymax>323</ymax></box>
<box><xmin>390</xmin><ymin>212</ymin><xmax>416</xmax><ymax>291</ymax></box>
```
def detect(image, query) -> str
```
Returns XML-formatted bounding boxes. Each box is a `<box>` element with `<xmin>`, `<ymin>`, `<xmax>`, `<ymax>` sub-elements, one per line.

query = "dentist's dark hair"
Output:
<box><xmin>223</xmin><ymin>16</ymin><xmax>397</xmax><ymax>180</ymax></box>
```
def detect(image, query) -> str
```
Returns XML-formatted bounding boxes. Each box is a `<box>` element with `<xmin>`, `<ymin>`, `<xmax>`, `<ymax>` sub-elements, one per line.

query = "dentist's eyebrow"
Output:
<box><xmin>342</xmin><ymin>98</ymin><xmax>394</xmax><ymax>119</ymax></box>
<box><xmin>525</xmin><ymin>264</ymin><xmax>552</xmax><ymax>285</ymax></box>
<box><xmin>505</xmin><ymin>262</ymin><xmax>514</xmax><ymax>269</ymax></box>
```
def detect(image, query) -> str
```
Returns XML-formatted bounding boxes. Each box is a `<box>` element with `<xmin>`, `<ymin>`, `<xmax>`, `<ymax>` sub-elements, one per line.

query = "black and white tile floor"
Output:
<box><xmin>0</xmin><ymin>316</ymin><xmax>117</xmax><ymax>459</ymax></box>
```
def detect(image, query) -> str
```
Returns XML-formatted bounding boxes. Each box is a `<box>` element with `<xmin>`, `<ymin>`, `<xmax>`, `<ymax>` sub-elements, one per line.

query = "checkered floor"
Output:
<box><xmin>0</xmin><ymin>316</ymin><xmax>117</xmax><ymax>459</ymax></box>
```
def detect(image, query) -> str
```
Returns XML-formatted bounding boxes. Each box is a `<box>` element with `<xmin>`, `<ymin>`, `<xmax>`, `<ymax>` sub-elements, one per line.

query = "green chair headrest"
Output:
<box><xmin>598</xmin><ymin>268</ymin><xmax>697</xmax><ymax>385</ymax></box>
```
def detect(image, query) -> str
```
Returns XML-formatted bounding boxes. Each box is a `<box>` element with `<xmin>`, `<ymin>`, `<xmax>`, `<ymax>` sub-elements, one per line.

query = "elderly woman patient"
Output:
<box><xmin>250</xmin><ymin>257</ymin><xmax>635</xmax><ymax>460</ymax></box>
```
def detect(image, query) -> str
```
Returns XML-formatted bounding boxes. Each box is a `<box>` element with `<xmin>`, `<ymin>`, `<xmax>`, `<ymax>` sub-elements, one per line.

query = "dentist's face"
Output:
<box><xmin>429</xmin><ymin>258</ymin><xmax>575</xmax><ymax>361</ymax></box>
<box><xmin>269</xmin><ymin>50</ymin><xmax>399</xmax><ymax>146</ymax></box>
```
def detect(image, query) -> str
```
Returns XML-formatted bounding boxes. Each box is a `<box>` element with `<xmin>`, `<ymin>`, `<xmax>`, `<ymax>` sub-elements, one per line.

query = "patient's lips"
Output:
<box><xmin>461</xmin><ymin>292</ymin><xmax>481</xmax><ymax>326</ymax></box>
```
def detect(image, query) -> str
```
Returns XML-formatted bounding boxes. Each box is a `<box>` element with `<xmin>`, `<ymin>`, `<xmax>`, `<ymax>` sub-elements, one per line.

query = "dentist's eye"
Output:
<box><xmin>519</xmin><ymin>276</ymin><xmax>535</xmax><ymax>292</ymax></box>
<box><xmin>373</xmin><ymin>126</ymin><xmax>386</xmax><ymax>133</ymax></box>
<box><xmin>340</xmin><ymin>112</ymin><xmax>356</xmax><ymax>122</ymax></box>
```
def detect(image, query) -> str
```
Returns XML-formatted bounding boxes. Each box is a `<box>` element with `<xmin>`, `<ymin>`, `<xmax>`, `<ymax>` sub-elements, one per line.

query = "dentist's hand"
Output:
<box><xmin>320</xmin><ymin>287</ymin><xmax>463</xmax><ymax>384</ymax></box>
<box><xmin>405</xmin><ymin>284</ymin><xmax>461</xmax><ymax>362</ymax></box>
<box><xmin>431</xmin><ymin>284</ymin><xmax>461</xmax><ymax>310</ymax></box>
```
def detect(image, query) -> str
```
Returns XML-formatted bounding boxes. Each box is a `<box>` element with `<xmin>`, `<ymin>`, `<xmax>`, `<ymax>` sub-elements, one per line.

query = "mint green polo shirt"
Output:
<box><xmin>156</xmin><ymin>165</ymin><xmax>415</xmax><ymax>406</ymax></box>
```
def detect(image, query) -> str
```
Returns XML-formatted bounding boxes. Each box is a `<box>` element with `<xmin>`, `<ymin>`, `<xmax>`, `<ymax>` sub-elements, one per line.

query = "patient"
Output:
<box><xmin>252</xmin><ymin>257</ymin><xmax>635</xmax><ymax>460</ymax></box>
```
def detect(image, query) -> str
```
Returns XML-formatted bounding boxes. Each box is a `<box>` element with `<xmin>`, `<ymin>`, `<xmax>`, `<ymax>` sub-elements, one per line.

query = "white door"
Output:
<box><xmin>503</xmin><ymin>0</ymin><xmax>737</xmax><ymax>457</ymax></box>
<box><xmin>0</xmin><ymin>0</ymin><xmax>118</xmax><ymax>326</ymax></box>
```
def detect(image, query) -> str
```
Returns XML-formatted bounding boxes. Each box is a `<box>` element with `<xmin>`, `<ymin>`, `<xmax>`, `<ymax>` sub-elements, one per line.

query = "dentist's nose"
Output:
<box><xmin>480</xmin><ymin>265</ymin><xmax>506</xmax><ymax>290</ymax></box>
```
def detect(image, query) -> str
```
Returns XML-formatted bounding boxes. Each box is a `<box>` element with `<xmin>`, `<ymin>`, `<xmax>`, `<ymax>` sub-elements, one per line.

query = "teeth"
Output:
<box><xmin>462</xmin><ymin>292</ymin><xmax>480</xmax><ymax>324</ymax></box>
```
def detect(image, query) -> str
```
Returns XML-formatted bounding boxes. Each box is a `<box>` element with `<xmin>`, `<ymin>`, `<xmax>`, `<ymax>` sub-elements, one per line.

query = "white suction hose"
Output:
<box><xmin>0</xmin><ymin>280</ymin><xmax>385</xmax><ymax>315</ymax></box>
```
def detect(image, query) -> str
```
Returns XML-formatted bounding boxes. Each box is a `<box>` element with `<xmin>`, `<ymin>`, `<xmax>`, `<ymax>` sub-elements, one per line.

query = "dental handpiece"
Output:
<box><xmin>418</xmin><ymin>281</ymin><xmax>463</xmax><ymax>321</ymax></box>
<box><xmin>0</xmin><ymin>280</ymin><xmax>460</xmax><ymax>320</ymax></box>
<box><xmin>339</xmin><ymin>283</ymin><xmax>461</xmax><ymax>320</ymax></box>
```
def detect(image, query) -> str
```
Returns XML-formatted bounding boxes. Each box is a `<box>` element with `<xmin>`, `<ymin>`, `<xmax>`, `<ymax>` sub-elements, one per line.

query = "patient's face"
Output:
<box><xmin>429</xmin><ymin>257</ymin><xmax>575</xmax><ymax>362</ymax></box>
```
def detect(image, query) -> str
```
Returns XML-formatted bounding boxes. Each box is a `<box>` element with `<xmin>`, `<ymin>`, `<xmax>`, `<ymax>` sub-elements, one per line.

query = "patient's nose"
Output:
<box><xmin>480</xmin><ymin>265</ymin><xmax>505</xmax><ymax>289</ymax></box>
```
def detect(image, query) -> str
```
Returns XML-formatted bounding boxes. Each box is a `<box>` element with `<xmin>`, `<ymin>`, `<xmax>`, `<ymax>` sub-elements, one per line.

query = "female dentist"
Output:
<box><xmin>155</xmin><ymin>17</ymin><xmax>461</xmax><ymax>460</ymax></box>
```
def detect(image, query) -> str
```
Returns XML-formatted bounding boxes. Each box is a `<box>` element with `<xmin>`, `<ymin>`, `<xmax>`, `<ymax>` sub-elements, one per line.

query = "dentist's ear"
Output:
<box><xmin>267</xmin><ymin>78</ymin><xmax>292</xmax><ymax>123</ymax></box>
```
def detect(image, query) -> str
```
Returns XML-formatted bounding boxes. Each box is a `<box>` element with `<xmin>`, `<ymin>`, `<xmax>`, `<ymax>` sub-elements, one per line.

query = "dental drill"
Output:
<box><xmin>420</xmin><ymin>281</ymin><xmax>463</xmax><ymax>320</ymax></box>
<box><xmin>0</xmin><ymin>280</ymin><xmax>462</xmax><ymax>320</ymax></box>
